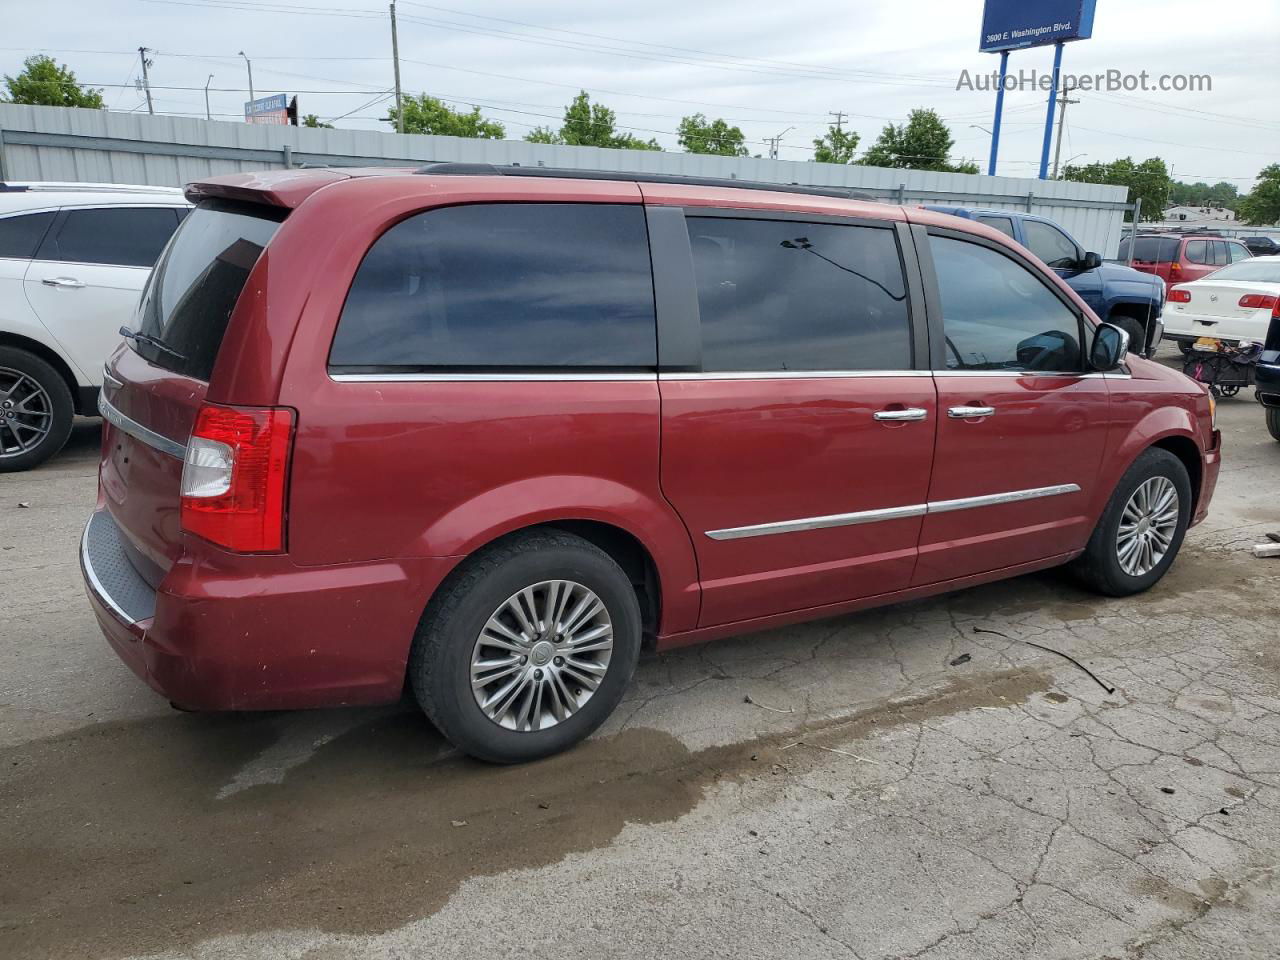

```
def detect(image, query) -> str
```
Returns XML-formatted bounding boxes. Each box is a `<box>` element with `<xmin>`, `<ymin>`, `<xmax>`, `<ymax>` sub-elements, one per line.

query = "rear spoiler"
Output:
<box><xmin>184</xmin><ymin>169</ymin><xmax>353</xmax><ymax>209</ymax></box>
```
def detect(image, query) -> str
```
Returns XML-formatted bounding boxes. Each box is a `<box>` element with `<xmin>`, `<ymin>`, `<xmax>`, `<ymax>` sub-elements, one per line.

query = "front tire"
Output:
<box><xmin>0</xmin><ymin>347</ymin><xmax>74</xmax><ymax>473</ymax></box>
<box><xmin>1267</xmin><ymin>407</ymin><xmax>1280</xmax><ymax>442</ymax></box>
<box><xmin>1073</xmin><ymin>448</ymin><xmax>1192</xmax><ymax>597</ymax></box>
<box><xmin>409</xmin><ymin>530</ymin><xmax>642</xmax><ymax>763</ymax></box>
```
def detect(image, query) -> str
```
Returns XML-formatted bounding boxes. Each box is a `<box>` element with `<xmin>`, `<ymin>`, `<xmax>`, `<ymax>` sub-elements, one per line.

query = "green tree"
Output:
<box><xmin>812</xmin><ymin>123</ymin><xmax>860</xmax><ymax>164</ymax></box>
<box><xmin>2</xmin><ymin>54</ymin><xmax>103</xmax><ymax>108</ymax></box>
<box><xmin>1239</xmin><ymin>164</ymin><xmax>1280</xmax><ymax>226</ymax></box>
<box><xmin>385</xmin><ymin>94</ymin><xmax>505</xmax><ymax>139</ymax></box>
<box><xmin>1170</xmin><ymin>179</ymin><xmax>1239</xmax><ymax>210</ymax></box>
<box><xmin>524</xmin><ymin>92</ymin><xmax>659</xmax><ymax>151</ymax></box>
<box><xmin>302</xmin><ymin>113</ymin><xmax>333</xmax><ymax>129</ymax></box>
<box><xmin>678</xmin><ymin>113</ymin><xmax>747</xmax><ymax>156</ymax></box>
<box><xmin>1062</xmin><ymin>157</ymin><xmax>1171</xmax><ymax>221</ymax></box>
<box><xmin>860</xmin><ymin>108</ymin><xmax>971</xmax><ymax>172</ymax></box>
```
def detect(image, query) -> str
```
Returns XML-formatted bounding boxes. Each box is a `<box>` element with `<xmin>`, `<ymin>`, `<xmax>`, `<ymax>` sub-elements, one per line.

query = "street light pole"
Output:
<box><xmin>204</xmin><ymin>74</ymin><xmax>214</xmax><ymax>121</ymax></box>
<box><xmin>389</xmin><ymin>0</ymin><xmax>404</xmax><ymax>133</ymax></box>
<box><xmin>238</xmin><ymin>51</ymin><xmax>255</xmax><ymax>119</ymax></box>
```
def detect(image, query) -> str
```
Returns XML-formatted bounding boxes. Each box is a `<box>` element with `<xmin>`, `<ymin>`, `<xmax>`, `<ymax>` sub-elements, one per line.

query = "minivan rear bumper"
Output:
<box><xmin>81</xmin><ymin>508</ymin><xmax>458</xmax><ymax>711</ymax></box>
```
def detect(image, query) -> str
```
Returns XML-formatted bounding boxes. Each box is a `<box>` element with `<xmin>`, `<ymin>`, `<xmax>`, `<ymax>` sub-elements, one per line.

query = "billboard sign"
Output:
<box><xmin>979</xmin><ymin>0</ymin><xmax>1097</xmax><ymax>53</ymax></box>
<box><xmin>244</xmin><ymin>93</ymin><xmax>289</xmax><ymax>124</ymax></box>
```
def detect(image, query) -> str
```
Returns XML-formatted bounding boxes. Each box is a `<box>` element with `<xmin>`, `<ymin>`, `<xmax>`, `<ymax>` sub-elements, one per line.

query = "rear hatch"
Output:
<box><xmin>100</xmin><ymin>199</ymin><xmax>284</xmax><ymax>584</ymax></box>
<box><xmin>1167</xmin><ymin>279</ymin><xmax>1279</xmax><ymax>341</ymax></box>
<box><xmin>1118</xmin><ymin>235</ymin><xmax>1178</xmax><ymax>282</ymax></box>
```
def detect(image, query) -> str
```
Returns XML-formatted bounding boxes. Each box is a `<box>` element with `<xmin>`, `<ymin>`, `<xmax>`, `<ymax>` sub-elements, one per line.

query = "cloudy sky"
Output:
<box><xmin>4</xmin><ymin>0</ymin><xmax>1278</xmax><ymax>189</ymax></box>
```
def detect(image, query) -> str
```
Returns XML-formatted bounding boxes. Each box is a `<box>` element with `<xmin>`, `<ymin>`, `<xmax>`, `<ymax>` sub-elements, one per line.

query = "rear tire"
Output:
<box><xmin>409</xmin><ymin>529</ymin><xmax>642</xmax><ymax>763</ymax></box>
<box><xmin>1267</xmin><ymin>407</ymin><xmax>1280</xmax><ymax>443</ymax></box>
<box><xmin>0</xmin><ymin>347</ymin><xmax>74</xmax><ymax>473</ymax></box>
<box><xmin>1073</xmin><ymin>448</ymin><xmax>1192</xmax><ymax>597</ymax></box>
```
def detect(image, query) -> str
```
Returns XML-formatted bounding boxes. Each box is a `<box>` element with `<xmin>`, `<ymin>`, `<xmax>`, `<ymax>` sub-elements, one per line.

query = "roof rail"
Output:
<box><xmin>412</xmin><ymin>162</ymin><xmax>879</xmax><ymax>202</ymax></box>
<box><xmin>0</xmin><ymin>181</ymin><xmax>185</xmax><ymax>195</ymax></box>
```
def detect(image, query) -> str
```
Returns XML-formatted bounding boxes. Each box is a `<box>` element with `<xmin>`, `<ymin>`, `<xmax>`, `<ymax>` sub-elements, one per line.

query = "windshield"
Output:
<box><xmin>1118</xmin><ymin>236</ymin><xmax>1179</xmax><ymax>262</ymax></box>
<box><xmin>1203</xmin><ymin>260</ymin><xmax>1280</xmax><ymax>284</ymax></box>
<box><xmin>134</xmin><ymin>199</ymin><xmax>284</xmax><ymax>381</ymax></box>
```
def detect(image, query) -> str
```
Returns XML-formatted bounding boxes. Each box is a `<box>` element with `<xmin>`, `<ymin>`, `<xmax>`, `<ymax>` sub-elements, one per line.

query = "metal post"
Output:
<box><xmin>1038</xmin><ymin>42</ymin><xmax>1064</xmax><ymax>179</ymax></box>
<box><xmin>390</xmin><ymin>0</ymin><xmax>404</xmax><ymax>133</ymax></box>
<box><xmin>138</xmin><ymin>47</ymin><xmax>154</xmax><ymax>115</ymax></box>
<box><xmin>1128</xmin><ymin>197</ymin><xmax>1142</xmax><ymax>264</ymax></box>
<box><xmin>1050</xmin><ymin>86</ymin><xmax>1079</xmax><ymax>179</ymax></box>
<box><xmin>204</xmin><ymin>74</ymin><xmax>213</xmax><ymax>121</ymax></box>
<box><xmin>0</xmin><ymin>125</ymin><xmax>8</xmax><ymax>181</ymax></box>
<box><xmin>282</xmin><ymin>144</ymin><xmax>293</xmax><ymax>169</ymax></box>
<box><xmin>987</xmin><ymin>50</ymin><xmax>1009</xmax><ymax>176</ymax></box>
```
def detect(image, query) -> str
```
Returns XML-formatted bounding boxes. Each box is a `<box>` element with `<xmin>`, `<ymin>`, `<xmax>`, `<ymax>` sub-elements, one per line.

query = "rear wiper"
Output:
<box><xmin>119</xmin><ymin>326</ymin><xmax>186</xmax><ymax>362</ymax></box>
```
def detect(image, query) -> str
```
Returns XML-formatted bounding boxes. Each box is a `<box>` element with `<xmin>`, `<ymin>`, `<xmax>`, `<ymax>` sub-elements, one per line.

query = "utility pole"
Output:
<box><xmin>138</xmin><ymin>47</ymin><xmax>154</xmax><ymax>115</ymax></box>
<box><xmin>204</xmin><ymin>74</ymin><xmax>214</xmax><ymax>121</ymax></box>
<box><xmin>1050</xmin><ymin>84</ymin><xmax>1079</xmax><ymax>179</ymax></box>
<box><xmin>389</xmin><ymin>0</ymin><xmax>404</xmax><ymax>133</ymax></box>
<box><xmin>766</xmin><ymin>126</ymin><xmax>794</xmax><ymax>161</ymax></box>
<box><xmin>828</xmin><ymin>110</ymin><xmax>847</xmax><ymax>133</ymax></box>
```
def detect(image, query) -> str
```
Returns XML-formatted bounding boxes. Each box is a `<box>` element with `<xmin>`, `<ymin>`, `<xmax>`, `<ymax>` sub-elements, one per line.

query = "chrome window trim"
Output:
<box><xmin>98</xmin><ymin>392</ymin><xmax>187</xmax><ymax>459</ymax></box>
<box><xmin>932</xmin><ymin>370</ymin><xmax>1130</xmax><ymax>379</ymax></box>
<box><xmin>662</xmin><ymin>370</ymin><xmax>933</xmax><ymax>381</ymax></box>
<box><xmin>328</xmin><ymin>372</ymin><xmax>658</xmax><ymax>383</ymax></box>
<box><xmin>704</xmin><ymin>483</ymin><xmax>1081</xmax><ymax>540</ymax></box>
<box><xmin>80</xmin><ymin>518</ymin><xmax>139</xmax><ymax>626</ymax></box>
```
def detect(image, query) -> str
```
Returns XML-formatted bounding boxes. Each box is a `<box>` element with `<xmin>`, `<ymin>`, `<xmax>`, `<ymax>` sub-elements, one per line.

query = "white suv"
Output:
<box><xmin>0</xmin><ymin>181</ymin><xmax>190</xmax><ymax>470</ymax></box>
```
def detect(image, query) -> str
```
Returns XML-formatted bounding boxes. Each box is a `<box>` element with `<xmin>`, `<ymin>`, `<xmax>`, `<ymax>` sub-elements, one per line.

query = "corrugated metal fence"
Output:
<box><xmin>0</xmin><ymin>103</ymin><xmax>1134</xmax><ymax>255</ymax></box>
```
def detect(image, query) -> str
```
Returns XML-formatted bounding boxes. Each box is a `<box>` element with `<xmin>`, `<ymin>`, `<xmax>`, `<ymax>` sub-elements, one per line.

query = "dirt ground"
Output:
<box><xmin>3</xmin><ymin>349</ymin><xmax>1279</xmax><ymax>960</ymax></box>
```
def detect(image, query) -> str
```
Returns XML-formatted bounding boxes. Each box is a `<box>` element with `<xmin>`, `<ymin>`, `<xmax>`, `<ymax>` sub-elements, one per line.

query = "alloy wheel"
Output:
<box><xmin>0</xmin><ymin>367</ymin><xmax>54</xmax><ymax>459</ymax></box>
<box><xmin>469</xmin><ymin>579</ymin><xmax>614</xmax><ymax>732</ymax></box>
<box><xmin>1116</xmin><ymin>476</ymin><xmax>1180</xmax><ymax>577</ymax></box>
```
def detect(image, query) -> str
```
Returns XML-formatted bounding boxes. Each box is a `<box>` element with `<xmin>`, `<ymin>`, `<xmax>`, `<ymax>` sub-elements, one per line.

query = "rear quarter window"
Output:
<box><xmin>0</xmin><ymin>211</ymin><xmax>55</xmax><ymax>259</ymax></box>
<box><xmin>329</xmin><ymin>203</ymin><xmax>656</xmax><ymax>371</ymax></box>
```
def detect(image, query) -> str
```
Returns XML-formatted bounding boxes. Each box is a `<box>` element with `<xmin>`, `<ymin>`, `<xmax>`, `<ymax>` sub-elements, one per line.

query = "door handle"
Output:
<box><xmin>948</xmin><ymin>405</ymin><xmax>995</xmax><ymax>419</ymax></box>
<box><xmin>873</xmin><ymin>407</ymin><xmax>928</xmax><ymax>422</ymax></box>
<box><xmin>42</xmin><ymin>276</ymin><xmax>85</xmax><ymax>288</ymax></box>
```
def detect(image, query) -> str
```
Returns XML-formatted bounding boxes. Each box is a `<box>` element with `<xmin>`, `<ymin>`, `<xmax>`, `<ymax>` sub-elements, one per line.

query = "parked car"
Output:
<box><xmin>1254</xmin><ymin>286</ymin><xmax>1280</xmax><ymax>441</ymax></box>
<box><xmin>1164</xmin><ymin>255</ymin><xmax>1280</xmax><ymax>353</ymax></box>
<box><xmin>82</xmin><ymin>166</ymin><xmax>1221</xmax><ymax>763</ymax></box>
<box><xmin>1241</xmin><ymin>236</ymin><xmax>1280</xmax><ymax>257</ymax></box>
<box><xmin>924</xmin><ymin>206</ymin><xmax>1165</xmax><ymax>356</ymax></box>
<box><xmin>1118</xmin><ymin>232</ymin><xmax>1253</xmax><ymax>289</ymax></box>
<box><xmin>0</xmin><ymin>181</ymin><xmax>189</xmax><ymax>470</ymax></box>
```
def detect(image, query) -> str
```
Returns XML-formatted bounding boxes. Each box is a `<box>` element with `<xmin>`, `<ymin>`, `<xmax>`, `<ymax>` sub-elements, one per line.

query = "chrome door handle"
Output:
<box><xmin>948</xmin><ymin>405</ymin><xmax>995</xmax><ymax>419</ymax></box>
<box><xmin>873</xmin><ymin>407</ymin><xmax>928</xmax><ymax>422</ymax></box>
<box><xmin>42</xmin><ymin>276</ymin><xmax>85</xmax><ymax>288</ymax></box>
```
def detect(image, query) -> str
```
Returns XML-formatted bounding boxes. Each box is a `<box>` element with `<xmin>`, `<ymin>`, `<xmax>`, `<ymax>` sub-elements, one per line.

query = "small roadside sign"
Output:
<box><xmin>245</xmin><ymin>94</ymin><xmax>289</xmax><ymax>124</ymax></box>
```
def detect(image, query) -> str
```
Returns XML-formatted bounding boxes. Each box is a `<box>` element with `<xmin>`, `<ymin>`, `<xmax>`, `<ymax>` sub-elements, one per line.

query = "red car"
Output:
<box><xmin>83</xmin><ymin>166</ymin><xmax>1221</xmax><ymax>762</ymax></box>
<box><xmin>1119</xmin><ymin>232</ymin><xmax>1252</xmax><ymax>287</ymax></box>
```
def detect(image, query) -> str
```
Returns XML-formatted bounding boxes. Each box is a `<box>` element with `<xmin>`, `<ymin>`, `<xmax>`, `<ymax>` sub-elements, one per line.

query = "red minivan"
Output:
<box><xmin>1119</xmin><ymin>232</ymin><xmax>1252</xmax><ymax>287</ymax></box>
<box><xmin>83</xmin><ymin>165</ymin><xmax>1220</xmax><ymax>762</ymax></box>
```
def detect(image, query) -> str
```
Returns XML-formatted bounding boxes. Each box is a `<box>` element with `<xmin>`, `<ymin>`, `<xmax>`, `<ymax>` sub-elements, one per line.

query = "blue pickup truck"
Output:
<box><xmin>925</xmin><ymin>206</ymin><xmax>1165</xmax><ymax>355</ymax></box>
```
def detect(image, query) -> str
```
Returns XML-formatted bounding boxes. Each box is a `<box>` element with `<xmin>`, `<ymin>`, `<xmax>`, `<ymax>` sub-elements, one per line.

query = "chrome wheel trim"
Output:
<box><xmin>1116</xmin><ymin>476</ymin><xmax>1180</xmax><ymax>577</ymax></box>
<box><xmin>469</xmin><ymin>579</ymin><xmax>614</xmax><ymax>732</ymax></box>
<box><xmin>0</xmin><ymin>366</ymin><xmax>54</xmax><ymax>459</ymax></box>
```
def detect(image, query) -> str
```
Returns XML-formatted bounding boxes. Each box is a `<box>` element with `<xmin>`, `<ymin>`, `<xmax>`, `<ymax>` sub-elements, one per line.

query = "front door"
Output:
<box><xmin>22</xmin><ymin>206</ymin><xmax>183</xmax><ymax>385</ymax></box>
<box><xmin>913</xmin><ymin>229</ymin><xmax>1110</xmax><ymax>585</ymax></box>
<box><xmin>657</xmin><ymin>210</ymin><xmax>937</xmax><ymax>627</ymax></box>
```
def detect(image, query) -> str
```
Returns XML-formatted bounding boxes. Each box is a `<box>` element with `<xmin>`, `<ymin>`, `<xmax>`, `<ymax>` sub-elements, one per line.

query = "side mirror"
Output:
<box><xmin>1081</xmin><ymin>251</ymin><xmax>1103</xmax><ymax>270</ymax></box>
<box><xmin>1090</xmin><ymin>322</ymin><xmax>1130</xmax><ymax>371</ymax></box>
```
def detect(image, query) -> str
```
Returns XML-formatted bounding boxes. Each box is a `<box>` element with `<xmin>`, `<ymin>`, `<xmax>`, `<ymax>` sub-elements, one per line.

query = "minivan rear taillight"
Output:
<box><xmin>180</xmin><ymin>404</ymin><xmax>293</xmax><ymax>552</ymax></box>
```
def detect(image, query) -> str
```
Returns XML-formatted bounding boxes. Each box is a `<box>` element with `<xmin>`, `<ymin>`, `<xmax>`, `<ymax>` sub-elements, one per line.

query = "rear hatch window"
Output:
<box><xmin>133</xmin><ymin>199</ymin><xmax>284</xmax><ymax>381</ymax></box>
<box><xmin>1118</xmin><ymin>236</ymin><xmax>1178</xmax><ymax>263</ymax></box>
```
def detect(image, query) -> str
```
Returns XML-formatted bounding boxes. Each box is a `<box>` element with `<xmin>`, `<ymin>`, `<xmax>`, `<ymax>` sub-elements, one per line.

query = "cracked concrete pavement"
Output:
<box><xmin>3</xmin><ymin>350</ymin><xmax>1279</xmax><ymax>959</ymax></box>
